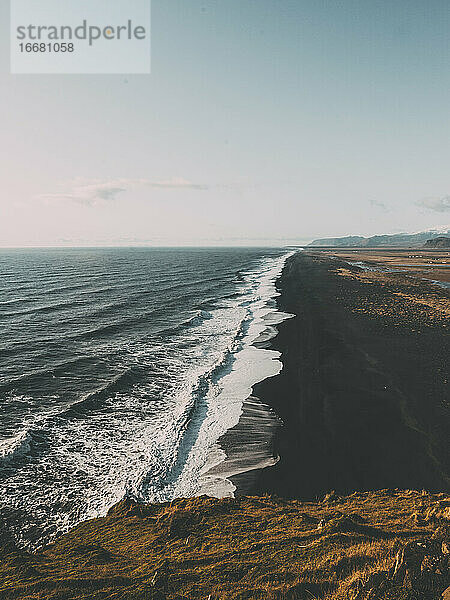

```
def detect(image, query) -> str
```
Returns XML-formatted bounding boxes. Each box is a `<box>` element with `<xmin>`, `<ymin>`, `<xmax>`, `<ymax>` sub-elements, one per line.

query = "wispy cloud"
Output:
<box><xmin>369</xmin><ymin>198</ymin><xmax>389</xmax><ymax>212</ymax></box>
<box><xmin>38</xmin><ymin>177</ymin><xmax>208</xmax><ymax>206</ymax></box>
<box><xmin>40</xmin><ymin>182</ymin><xmax>127</xmax><ymax>205</ymax></box>
<box><xmin>415</xmin><ymin>195</ymin><xmax>450</xmax><ymax>213</ymax></box>
<box><xmin>146</xmin><ymin>178</ymin><xmax>208</xmax><ymax>190</ymax></box>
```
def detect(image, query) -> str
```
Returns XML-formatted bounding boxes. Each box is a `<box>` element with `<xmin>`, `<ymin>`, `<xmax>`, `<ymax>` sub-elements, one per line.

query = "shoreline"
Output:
<box><xmin>198</xmin><ymin>252</ymin><xmax>294</xmax><ymax>497</ymax></box>
<box><xmin>230</xmin><ymin>250</ymin><xmax>449</xmax><ymax>498</ymax></box>
<box><xmin>201</xmin><ymin>395</ymin><xmax>281</xmax><ymax>495</ymax></box>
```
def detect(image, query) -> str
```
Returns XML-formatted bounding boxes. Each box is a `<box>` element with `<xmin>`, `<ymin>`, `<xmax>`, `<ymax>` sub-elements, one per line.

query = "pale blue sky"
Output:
<box><xmin>0</xmin><ymin>0</ymin><xmax>449</xmax><ymax>246</ymax></box>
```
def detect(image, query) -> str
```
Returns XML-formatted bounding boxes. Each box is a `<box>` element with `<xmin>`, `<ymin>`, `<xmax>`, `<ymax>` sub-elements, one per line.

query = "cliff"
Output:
<box><xmin>0</xmin><ymin>491</ymin><xmax>449</xmax><ymax>599</ymax></box>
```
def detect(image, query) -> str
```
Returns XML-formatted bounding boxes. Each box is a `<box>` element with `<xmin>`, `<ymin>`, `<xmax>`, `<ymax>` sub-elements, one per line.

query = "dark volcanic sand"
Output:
<box><xmin>235</xmin><ymin>251</ymin><xmax>449</xmax><ymax>499</ymax></box>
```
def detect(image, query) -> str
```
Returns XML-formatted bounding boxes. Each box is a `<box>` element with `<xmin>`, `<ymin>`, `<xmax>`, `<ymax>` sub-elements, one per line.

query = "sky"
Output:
<box><xmin>0</xmin><ymin>0</ymin><xmax>449</xmax><ymax>247</ymax></box>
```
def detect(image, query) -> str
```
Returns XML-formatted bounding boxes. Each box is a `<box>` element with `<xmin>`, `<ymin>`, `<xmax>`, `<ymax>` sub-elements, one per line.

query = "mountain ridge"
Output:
<box><xmin>309</xmin><ymin>228</ymin><xmax>450</xmax><ymax>248</ymax></box>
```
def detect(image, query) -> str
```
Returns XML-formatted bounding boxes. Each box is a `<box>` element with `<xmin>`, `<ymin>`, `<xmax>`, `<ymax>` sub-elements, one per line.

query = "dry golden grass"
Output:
<box><xmin>1</xmin><ymin>490</ymin><xmax>449</xmax><ymax>599</ymax></box>
<box><xmin>317</xmin><ymin>249</ymin><xmax>450</xmax><ymax>284</ymax></box>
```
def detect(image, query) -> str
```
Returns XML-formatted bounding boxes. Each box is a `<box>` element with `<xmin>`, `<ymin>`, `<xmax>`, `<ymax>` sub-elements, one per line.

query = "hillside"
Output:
<box><xmin>424</xmin><ymin>237</ymin><xmax>450</xmax><ymax>248</ymax></box>
<box><xmin>0</xmin><ymin>491</ymin><xmax>449</xmax><ymax>600</ymax></box>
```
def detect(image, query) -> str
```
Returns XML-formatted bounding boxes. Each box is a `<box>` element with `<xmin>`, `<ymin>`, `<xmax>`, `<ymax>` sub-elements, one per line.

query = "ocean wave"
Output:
<box><xmin>0</xmin><ymin>355</ymin><xmax>104</xmax><ymax>393</ymax></box>
<box><xmin>128</xmin><ymin>334</ymin><xmax>243</xmax><ymax>499</ymax></box>
<box><xmin>74</xmin><ymin>310</ymin><xmax>158</xmax><ymax>340</ymax></box>
<box><xmin>44</xmin><ymin>282</ymin><xmax>92</xmax><ymax>295</ymax></box>
<box><xmin>78</xmin><ymin>286</ymin><xmax>120</xmax><ymax>295</ymax></box>
<box><xmin>142</xmin><ymin>274</ymin><xmax>236</xmax><ymax>296</ymax></box>
<box><xmin>133</xmin><ymin>254</ymin><xmax>294</xmax><ymax>501</ymax></box>
<box><xmin>0</xmin><ymin>430</ymin><xmax>33</xmax><ymax>466</ymax></box>
<box><xmin>1</xmin><ymin>299</ymin><xmax>87</xmax><ymax>318</ymax></box>
<box><xmin>0</xmin><ymin>298</ymin><xmax>33</xmax><ymax>306</ymax></box>
<box><xmin>151</xmin><ymin>251</ymin><xmax>294</xmax><ymax>501</ymax></box>
<box><xmin>0</xmin><ymin>427</ymin><xmax>49</xmax><ymax>473</ymax></box>
<box><xmin>158</xmin><ymin>309</ymin><xmax>214</xmax><ymax>336</ymax></box>
<box><xmin>128</xmin><ymin>300</ymin><xmax>256</xmax><ymax>502</ymax></box>
<box><xmin>188</xmin><ymin>309</ymin><xmax>214</xmax><ymax>327</ymax></box>
<box><xmin>60</xmin><ymin>369</ymin><xmax>138</xmax><ymax>419</ymax></box>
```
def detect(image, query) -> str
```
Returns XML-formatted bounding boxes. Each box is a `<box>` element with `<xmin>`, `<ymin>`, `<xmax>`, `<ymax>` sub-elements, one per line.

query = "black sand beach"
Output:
<box><xmin>229</xmin><ymin>251</ymin><xmax>449</xmax><ymax>498</ymax></box>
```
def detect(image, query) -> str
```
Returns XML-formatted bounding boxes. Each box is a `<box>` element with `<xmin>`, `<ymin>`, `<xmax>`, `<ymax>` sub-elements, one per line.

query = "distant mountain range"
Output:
<box><xmin>308</xmin><ymin>228</ymin><xmax>450</xmax><ymax>248</ymax></box>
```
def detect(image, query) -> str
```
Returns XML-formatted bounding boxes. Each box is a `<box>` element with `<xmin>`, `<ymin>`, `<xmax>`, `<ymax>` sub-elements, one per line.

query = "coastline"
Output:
<box><xmin>198</xmin><ymin>252</ymin><xmax>294</xmax><ymax>497</ymax></box>
<box><xmin>1</xmin><ymin>250</ymin><xmax>449</xmax><ymax>600</ymax></box>
<box><xmin>200</xmin><ymin>395</ymin><xmax>281</xmax><ymax>495</ymax></box>
<box><xmin>231</xmin><ymin>250</ymin><xmax>449</xmax><ymax>498</ymax></box>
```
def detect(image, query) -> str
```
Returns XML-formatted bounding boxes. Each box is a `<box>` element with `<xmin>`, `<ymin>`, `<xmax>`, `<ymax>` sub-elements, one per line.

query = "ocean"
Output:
<box><xmin>0</xmin><ymin>247</ymin><xmax>292</xmax><ymax>549</ymax></box>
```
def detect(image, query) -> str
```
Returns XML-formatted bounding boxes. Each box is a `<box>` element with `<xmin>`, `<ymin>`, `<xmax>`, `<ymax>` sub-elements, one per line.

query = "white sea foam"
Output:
<box><xmin>73</xmin><ymin>251</ymin><xmax>295</xmax><ymax>509</ymax></box>
<box><xmin>0</xmin><ymin>430</ymin><xmax>33</xmax><ymax>465</ymax></box>
<box><xmin>136</xmin><ymin>251</ymin><xmax>295</xmax><ymax>500</ymax></box>
<box><xmin>0</xmin><ymin>250</ymin><xmax>295</xmax><ymax>549</ymax></box>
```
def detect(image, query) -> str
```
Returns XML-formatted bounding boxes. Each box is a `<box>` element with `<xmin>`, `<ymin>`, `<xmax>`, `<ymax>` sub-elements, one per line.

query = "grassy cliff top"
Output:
<box><xmin>1</xmin><ymin>489</ymin><xmax>449</xmax><ymax>599</ymax></box>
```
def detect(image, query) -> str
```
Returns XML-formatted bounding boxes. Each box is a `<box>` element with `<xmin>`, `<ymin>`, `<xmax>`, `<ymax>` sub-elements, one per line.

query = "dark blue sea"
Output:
<box><xmin>0</xmin><ymin>247</ymin><xmax>292</xmax><ymax>548</ymax></box>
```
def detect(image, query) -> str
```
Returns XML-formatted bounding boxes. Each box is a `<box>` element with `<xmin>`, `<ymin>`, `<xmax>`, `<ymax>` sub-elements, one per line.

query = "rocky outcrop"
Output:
<box><xmin>347</xmin><ymin>531</ymin><xmax>449</xmax><ymax>599</ymax></box>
